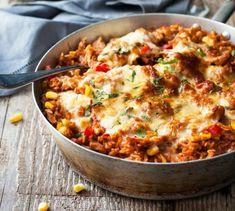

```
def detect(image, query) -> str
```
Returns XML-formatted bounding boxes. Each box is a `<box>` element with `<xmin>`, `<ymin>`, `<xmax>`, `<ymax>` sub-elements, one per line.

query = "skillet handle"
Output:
<box><xmin>211</xmin><ymin>0</ymin><xmax>235</xmax><ymax>23</ymax></box>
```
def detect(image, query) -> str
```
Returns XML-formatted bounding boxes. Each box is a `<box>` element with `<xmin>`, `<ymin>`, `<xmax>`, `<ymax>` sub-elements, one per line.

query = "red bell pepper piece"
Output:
<box><xmin>96</xmin><ymin>63</ymin><xmax>110</xmax><ymax>72</ymax></box>
<box><xmin>84</xmin><ymin>127</ymin><xmax>93</xmax><ymax>137</ymax></box>
<box><xmin>208</xmin><ymin>125</ymin><xmax>222</xmax><ymax>136</ymax></box>
<box><xmin>140</xmin><ymin>45</ymin><xmax>150</xmax><ymax>54</ymax></box>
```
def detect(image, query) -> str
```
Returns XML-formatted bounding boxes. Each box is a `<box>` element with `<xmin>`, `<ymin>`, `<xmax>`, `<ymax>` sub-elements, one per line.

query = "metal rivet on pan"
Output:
<box><xmin>222</xmin><ymin>31</ymin><xmax>230</xmax><ymax>40</ymax></box>
<box><xmin>192</xmin><ymin>23</ymin><xmax>201</xmax><ymax>29</ymax></box>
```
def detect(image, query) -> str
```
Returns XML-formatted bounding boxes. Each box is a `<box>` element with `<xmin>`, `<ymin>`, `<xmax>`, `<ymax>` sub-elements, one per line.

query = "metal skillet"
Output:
<box><xmin>32</xmin><ymin>1</ymin><xmax>235</xmax><ymax>200</ymax></box>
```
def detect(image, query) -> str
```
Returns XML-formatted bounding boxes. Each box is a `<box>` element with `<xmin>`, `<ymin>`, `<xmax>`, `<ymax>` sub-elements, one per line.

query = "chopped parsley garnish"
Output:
<box><xmin>231</xmin><ymin>50</ymin><xmax>235</xmax><ymax>57</ymax></box>
<box><xmin>127</xmin><ymin>114</ymin><xmax>134</xmax><ymax>118</ymax></box>
<box><xmin>112</xmin><ymin>119</ymin><xmax>121</xmax><ymax>128</ymax></box>
<box><xmin>108</xmin><ymin>93</ymin><xmax>119</xmax><ymax>98</ymax></box>
<box><xmin>133</xmin><ymin>86</ymin><xmax>140</xmax><ymax>89</ymax></box>
<box><xmin>92</xmin><ymin>101</ymin><xmax>102</xmax><ymax>107</ymax></box>
<box><xmin>178</xmin><ymin>79</ymin><xmax>190</xmax><ymax>93</ymax></box>
<box><xmin>155</xmin><ymin>86</ymin><xmax>165</xmax><ymax>95</ymax></box>
<box><xmin>153</xmin><ymin>76</ymin><xmax>163</xmax><ymax>85</ymax></box>
<box><xmin>133</xmin><ymin>95</ymin><xmax>143</xmax><ymax>100</ymax></box>
<box><xmin>117</xmin><ymin>47</ymin><xmax>130</xmax><ymax>54</ymax></box>
<box><xmin>196</xmin><ymin>48</ymin><xmax>206</xmax><ymax>57</ymax></box>
<box><xmin>121</xmin><ymin>107</ymin><xmax>133</xmax><ymax>116</ymax></box>
<box><xmin>135</xmin><ymin>128</ymin><xmax>146</xmax><ymax>138</ymax></box>
<box><xmin>181</xmin><ymin>79</ymin><xmax>189</xmax><ymax>84</ymax></box>
<box><xmin>93</xmin><ymin>89</ymin><xmax>118</xmax><ymax>100</ymax></box>
<box><xmin>92</xmin><ymin>89</ymin><xmax>105</xmax><ymax>100</ymax></box>
<box><xmin>152</xmin><ymin>76</ymin><xmax>164</xmax><ymax>95</ymax></box>
<box><xmin>100</xmin><ymin>52</ymin><xmax>109</xmax><ymax>56</ymax></box>
<box><xmin>74</xmin><ymin>132</ymin><xmax>82</xmax><ymax>138</ymax></box>
<box><xmin>84</xmin><ymin>105</ymin><xmax>91</xmax><ymax>117</ymax></box>
<box><xmin>89</xmin><ymin>80</ymin><xmax>96</xmax><ymax>88</ymax></box>
<box><xmin>211</xmin><ymin>84</ymin><xmax>222</xmax><ymax>93</ymax></box>
<box><xmin>131</xmin><ymin>70</ymin><xmax>136</xmax><ymax>82</ymax></box>
<box><xmin>141</xmin><ymin>115</ymin><xmax>151</xmax><ymax>121</ymax></box>
<box><xmin>157</xmin><ymin>57</ymin><xmax>179</xmax><ymax>64</ymax></box>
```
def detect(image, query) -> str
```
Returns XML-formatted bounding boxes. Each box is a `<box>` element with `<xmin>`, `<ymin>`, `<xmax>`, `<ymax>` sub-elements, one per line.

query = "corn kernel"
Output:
<box><xmin>45</xmin><ymin>91</ymin><xmax>58</xmax><ymax>100</ymax></box>
<box><xmin>56</xmin><ymin>122</ymin><xmax>63</xmax><ymax>130</ymax></box>
<box><xmin>58</xmin><ymin>126</ymin><xmax>67</xmax><ymax>135</ymax></box>
<box><xmin>69</xmin><ymin>51</ymin><xmax>76</xmax><ymax>57</ymax></box>
<box><xmin>44</xmin><ymin>102</ymin><xmax>54</xmax><ymax>110</ymax></box>
<box><xmin>73</xmin><ymin>183</ymin><xmax>86</xmax><ymax>193</ymax></box>
<box><xmin>38</xmin><ymin>202</ymin><xmax>49</xmax><ymax>211</ymax></box>
<box><xmin>160</xmin><ymin>154</ymin><xmax>167</xmax><ymax>163</ymax></box>
<box><xmin>188</xmin><ymin>136</ymin><xmax>197</xmax><ymax>142</ymax></box>
<box><xmin>62</xmin><ymin>118</ymin><xmax>70</xmax><ymax>127</ymax></box>
<box><xmin>84</xmin><ymin>85</ymin><xmax>92</xmax><ymax>97</ymax></box>
<box><xmin>231</xmin><ymin>120</ymin><xmax>235</xmax><ymax>130</ymax></box>
<box><xmin>79</xmin><ymin>118</ymin><xmax>90</xmax><ymax>129</ymax></box>
<box><xmin>147</xmin><ymin>145</ymin><xmax>159</xmax><ymax>156</ymax></box>
<box><xmin>199</xmin><ymin>132</ymin><xmax>211</xmax><ymax>140</ymax></box>
<box><xmin>202</xmin><ymin>36</ymin><xmax>213</xmax><ymax>46</ymax></box>
<box><xmin>9</xmin><ymin>112</ymin><xmax>23</xmax><ymax>123</ymax></box>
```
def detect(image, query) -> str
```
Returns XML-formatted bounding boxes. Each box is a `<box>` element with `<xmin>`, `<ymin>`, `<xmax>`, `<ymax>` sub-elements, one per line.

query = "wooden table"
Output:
<box><xmin>1</xmin><ymin>0</ymin><xmax>235</xmax><ymax>210</ymax></box>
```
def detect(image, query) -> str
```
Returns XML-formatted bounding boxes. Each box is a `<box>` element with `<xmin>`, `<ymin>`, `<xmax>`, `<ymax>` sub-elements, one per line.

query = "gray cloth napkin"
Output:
<box><xmin>0</xmin><ymin>0</ymin><xmax>190</xmax><ymax>96</ymax></box>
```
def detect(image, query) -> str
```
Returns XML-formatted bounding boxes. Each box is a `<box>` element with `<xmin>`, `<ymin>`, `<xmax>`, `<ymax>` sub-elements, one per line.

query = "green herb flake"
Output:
<box><xmin>92</xmin><ymin>91</ymin><xmax>97</xmax><ymax>99</ymax></box>
<box><xmin>93</xmin><ymin>89</ymin><xmax>106</xmax><ymax>101</ymax></box>
<box><xmin>92</xmin><ymin>101</ymin><xmax>102</xmax><ymax>107</ymax></box>
<box><xmin>133</xmin><ymin>86</ymin><xmax>140</xmax><ymax>89</ymax></box>
<box><xmin>101</xmin><ymin>52</ymin><xmax>109</xmax><ymax>56</ymax></box>
<box><xmin>133</xmin><ymin>95</ymin><xmax>143</xmax><ymax>100</ymax></box>
<box><xmin>157</xmin><ymin>57</ymin><xmax>179</xmax><ymax>65</ymax></box>
<box><xmin>231</xmin><ymin>50</ymin><xmax>235</xmax><ymax>57</ymax></box>
<box><xmin>155</xmin><ymin>86</ymin><xmax>165</xmax><ymax>95</ymax></box>
<box><xmin>196</xmin><ymin>48</ymin><xmax>206</xmax><ymax>57</ymax></box>
<box><xmin>181</xmin><ymin>79</ymin><xmax>189</xmax><ymax>84</ymax></box>
<box><xmin>153</xmin><ymin>76</ymin><xmax>163</xmax><ymax>85</ymax></box>
<box><xmin>179</xmin><ymin>79</ymin><xmax>190</xmax><ymax>93</ymax></box>
<box><xmin>131</xmin><ymin>70</ymin><xmax>136</xmax><ymax>82</ymax></box>
<box><xmin>108</xmin><ymin>93</ymin><xmax>119</xmax><ymax>98</ymax></box>
<box><xmin>121</xmin><ymin>107</ymin><xmax>133</xmax><ymax>116</ymax></box>
<box><xmin>112</xmin><ymin>119</ymin><xmax>121</xmax><ymax>128</ymax></box>
<box><xmin>135</xmin><ymin>128</ymin><xmax>146</xmax><ymax>138</ymax></box>
<box><xmin>89</xmin><ymin>80</ymin><xmax>96</xmax><ymax>88</ymax></box>
<box><xmin>127</xmin><ymin>114</ymin><xmax>135</xmax><ymax>118</ymax></box>
<box><xmin>74</xmin><ymin>132</ymin><xmax>82</xmax><ymax>138</ymax></box>
<box><xmin>211</xmin><ymin>84</ymin><xmax>222</xmax><ymax>93</ymax></box>
<box><xmin>84</xmin><ymin>105</ymin><xmax>91</xmax><ymax>117</ymax></box>
<box><xmin>141</xmin><ymin>115</ymin><xmax>151</xmax><ymax>122</ymax></box>
<box><xmin>117</xmin><ymin>47</ymin><xmax>130</xmax><ymax>54</ymax></box>
<box><xmin>152</xmin><ymin>76</ymin><xmax>165</xmax><ymax>95</ymax></box>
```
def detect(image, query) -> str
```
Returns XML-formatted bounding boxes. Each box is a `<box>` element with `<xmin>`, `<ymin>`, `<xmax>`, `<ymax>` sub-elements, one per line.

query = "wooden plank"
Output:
<box><xmin>0</xmin><ymin>86</ymin><xmax>33</xmax><ymax>211</ymax></box>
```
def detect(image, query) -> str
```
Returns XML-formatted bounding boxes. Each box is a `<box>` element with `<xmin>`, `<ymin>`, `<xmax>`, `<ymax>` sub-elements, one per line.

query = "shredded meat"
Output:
<box><xmin>175</xmin><ymin>52</ymin><xmax>204</xmax><ymax>82</ymax></box>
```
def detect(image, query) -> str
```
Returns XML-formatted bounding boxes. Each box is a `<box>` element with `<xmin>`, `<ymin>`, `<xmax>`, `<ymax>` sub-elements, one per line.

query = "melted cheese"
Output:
<box><xmin>54</xmin><ymin>27</ymin><xmax>235</xmax><ymax>146</ymax></box>
<box><xmin>59</xmin><ymin>91</ymin><xmax>91</xmax><ymax>130</ymax></box>
<box><xmin>119</xmin><ymin>29</ymin><xmax>157</xmax><ymax>49</ymax></box>
<box><xmin>59</xmin><ymin>91</ymin><xmax>90</xmax><ymax>112</ymax></box>
<box><xmin>98</xmin><ymin>29</ymin><xmax>159</xmax><ymax>66</ymax></box>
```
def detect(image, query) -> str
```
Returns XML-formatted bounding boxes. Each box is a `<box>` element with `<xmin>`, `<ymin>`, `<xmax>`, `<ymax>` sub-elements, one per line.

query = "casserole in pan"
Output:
<box><xmin>33</xmin><ymin>2</ymin><xmax>235</xmax><ymax>199</ymax></box>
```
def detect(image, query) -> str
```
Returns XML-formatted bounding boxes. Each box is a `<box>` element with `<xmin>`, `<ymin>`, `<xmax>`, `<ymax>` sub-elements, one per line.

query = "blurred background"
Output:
<box><xmin>0</xmin><ymin>0</ymin><xmax>211</xmax><ymax>18</ymax></box>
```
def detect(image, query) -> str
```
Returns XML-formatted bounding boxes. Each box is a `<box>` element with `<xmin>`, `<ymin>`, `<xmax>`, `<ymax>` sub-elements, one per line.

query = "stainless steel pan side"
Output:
<box><xmin>33</xmin><ymin>14</ymin><xmax>235</xmax><ymax>200</ymax></box>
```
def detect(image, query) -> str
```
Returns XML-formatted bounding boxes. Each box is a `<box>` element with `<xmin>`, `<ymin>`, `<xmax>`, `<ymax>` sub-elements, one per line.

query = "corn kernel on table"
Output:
<box><xmin>1</xmin><ymin>0</ymin><xmax>235</xmax><ymax>210</ymax></box>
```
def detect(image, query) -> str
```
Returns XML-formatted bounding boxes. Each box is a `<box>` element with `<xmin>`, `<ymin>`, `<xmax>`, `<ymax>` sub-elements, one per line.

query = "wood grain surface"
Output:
<box><xmin>0</xmin><ymin>0</ymin><xmax>235</xmax><ymax>210</ymax></box>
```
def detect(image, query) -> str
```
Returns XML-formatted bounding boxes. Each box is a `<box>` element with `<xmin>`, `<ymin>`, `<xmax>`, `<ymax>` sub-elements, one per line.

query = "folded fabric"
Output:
<box><xmin>0</xmin><ymin>0</ymin><xmax>190</xmax><ymax>96</ymax></box>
